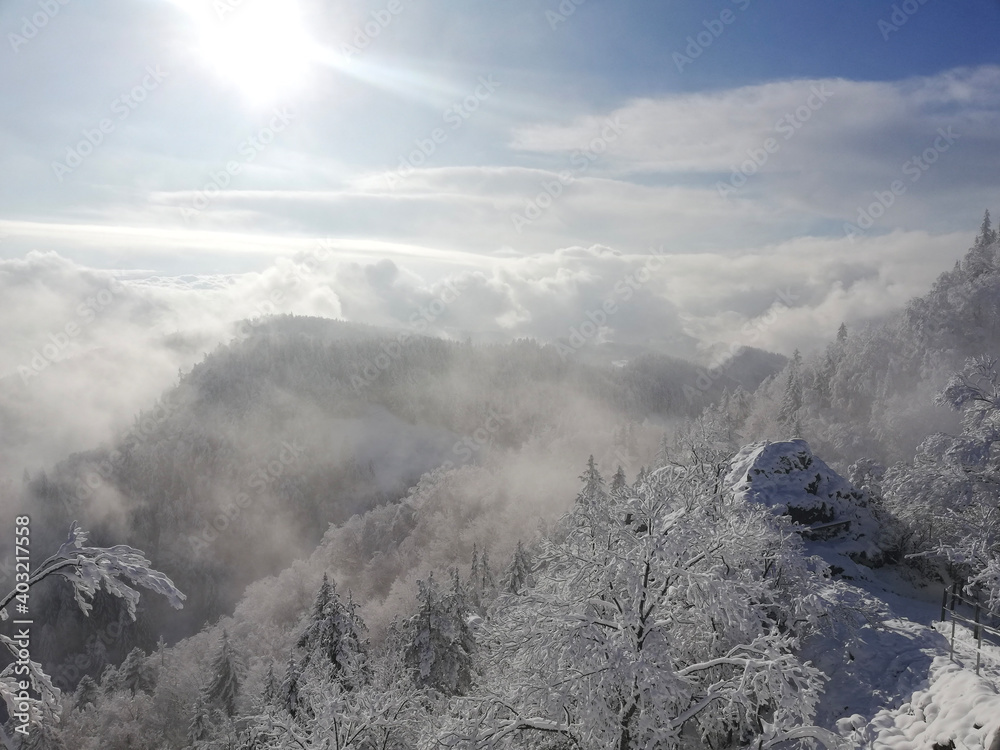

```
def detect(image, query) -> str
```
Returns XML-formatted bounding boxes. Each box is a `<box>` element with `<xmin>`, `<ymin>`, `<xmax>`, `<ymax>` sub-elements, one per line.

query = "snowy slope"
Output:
<box><xmin>725</xmin><ymin>440</ymin><xmax>1000</xmax><ymax>749</ymax></box>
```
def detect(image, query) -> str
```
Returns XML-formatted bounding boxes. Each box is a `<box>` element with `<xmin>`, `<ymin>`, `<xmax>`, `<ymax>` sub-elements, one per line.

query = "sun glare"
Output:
<box><xmin>172</xmin><ymin>0</ymin><xmax>317</xmax><ymax>106</ymax></box>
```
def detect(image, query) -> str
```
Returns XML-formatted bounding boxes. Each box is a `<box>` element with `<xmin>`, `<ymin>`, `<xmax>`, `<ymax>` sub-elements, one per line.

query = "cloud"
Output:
<box><xmin>509</xmin><ymin>66</ymin><xmax>1000</xmax><ymax>229</ymax></box>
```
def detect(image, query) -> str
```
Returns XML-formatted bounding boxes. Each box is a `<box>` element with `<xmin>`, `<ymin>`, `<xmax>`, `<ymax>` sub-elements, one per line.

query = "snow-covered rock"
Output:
<box><xmin>726</xmin><ymin>439</ymin><xmax>884</xmax><ymax>576</ymax></box>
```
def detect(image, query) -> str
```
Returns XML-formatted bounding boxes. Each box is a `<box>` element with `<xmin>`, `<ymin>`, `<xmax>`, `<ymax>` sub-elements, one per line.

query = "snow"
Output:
<box><xmin>724</xmin><ymin>443</ymin><xmax>1000</xmax><ymax>749</ymax></box>
<box><xmin>839</xmin><ymin>657</ymin><xmax>1000</xmax><ymax>750</ymax></box>
<box><xmin>726</xmin><ymin>439</ymin><xmax>884</xmax><ymax>575</ymax></box>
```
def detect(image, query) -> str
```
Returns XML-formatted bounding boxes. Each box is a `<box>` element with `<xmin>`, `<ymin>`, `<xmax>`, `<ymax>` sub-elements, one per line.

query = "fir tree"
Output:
<box><xmin>73</xmin><ymin>675</ymin><xmax>98</xmax><ymax>710</ymax></box>
<box><xmin>610</xmin><ymin>465</ymin><xmax>627</xmax><ymax>496</ymax></box>
<box><xmin>120</xmin><ymin>646</ymin><xmax>155</xmax><ymax>696</ymax></box>
<box><xmin>837</xmin><ymin>322</ymin><xmax>848</xmax><ymax>342</ymax></box>
<box><xmin>469</xmin><ymin>545</ymin><xmax>498</xmax><ymax>613</ymax></box>
<box><xmin>261</xmin><ymin>662</ymin><xmax>278</xmax><ymax>707</ymax></box>
<box><xmin>502</xmin><ymin>540</ymin><xmax>534</xmax><ymax>595</ymax></box>
<box><xmin>203</xmin><ymin>629</ymin><xmax>241</xmax><ymax>717</ymax></box>
<box><xmin>296</xmin><ymin>573</ymin><xmax>369</xmax><ymax>688</ymax></box>
<box><xmin>977</xmin><ymin>208</ymin><xmax>997</xmax><ymax>247</ymax></box>
<box><xmin>280</xmin><ymin>652</ymin><xmax>303</xmax><ymax>719</ymax></box>
<box><xmin>576</xmin><ymin>455</ymin><xmax>605</xmax><ymax>507</ymax></box>
<box><xmin>187</xmin><ymin>697</ymin><xmax>211</xmax><ymax>744</ymax></box>
<box><xmin>404</xmin><ymin>570</ymin><xmax>475</xmax><ymax>696</ymax></box>
<box><xmin>778</xmin><ymin>351</ymin><xmax>803</xmax><ymax>433</ymax></box>
<box><xmin>99</xmin><ymin>663</ymin><xmax>121</xmax><ymax>695</ymax></box>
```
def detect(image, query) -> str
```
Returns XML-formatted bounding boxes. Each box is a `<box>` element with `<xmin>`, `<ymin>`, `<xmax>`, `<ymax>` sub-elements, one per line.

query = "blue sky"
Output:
<box><xmin>2</xmin><ymin>0</ymin><xmax>1000</xmax><ymax>376</ymax></box>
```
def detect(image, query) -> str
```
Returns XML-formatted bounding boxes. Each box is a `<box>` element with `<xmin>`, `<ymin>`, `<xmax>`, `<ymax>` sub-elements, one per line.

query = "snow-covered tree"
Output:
<box><xmin>120</xmin><ymin>647</ymin><xmax>155</xmax><ymax>696</ymax></box>
<box><xmin>501</xmin><ymin>540</ymin><xmax>533</xmax><ymax>596</ymax></box>
<box><xmin>577</xmin><ymin>455</ymin><xmax>605</xmax><ymax>508</ymax></box>
<box><xmin>260</xmin><ymin>663</ymin><xmax>278</xmax><ymax>708</ymax></box>
<box><xmin>977</xmin><ymin>209</ymin><xmax>997</xmax><ymax>248</ymax></box>
<box><xmin>469</xmin><ymin>545</ymin><xmax>497</xmax><ymax>613</ymax></box>
<box><xmin>73</xmin><ymin>675</ymin><xmax>98</xmax><ymax>711</ymax></box>
<box><xmin>884</xmin><ymin>355</ymin><xmax>1000</xmax><ymax>610</ymax></box>
<box><xmin>296</xmin><ymin>573</ymin><xmax>368</xmax><ymax>688</ymax></box>
<box><xmin>779</xmin><ymin>350</ymin><xmax>804</xmax><ymax>434</ymax></box>
<box><xmin>403</xmin><ymin>570</ymin><xmax>475</xmax><ymax>696</ymax></box>
<box><xmin>202</xmin><ymin>629</ymin><xmax>242</xmax><ymax>717</ymax></box>
<box><xmin>187</xmin><ymin>696</ymin><xmax>211</xmax><ymax>745</ymax></box>
<box><xmin>279</xmin><ymin>653</ymin><xmax>304</xmax><ymax>719</ymax></box>
<box><xmin>610</xmin><ymin>465</ymin><xmax>628</xmax><ymax>496</ymax></box>
<box><xmin>448</xmin><ymin>462</ymin><xmax>832</xmax><ymax>750</ymax></box>
<box><xmin>0</xmin><ymin>522</ymin><xmax>184</xmax><ymax>748</ymax></box>
<box><xmin>242</xmin><ymin>646</ymin><xmax>429</xmax><ymax>750</ymax></box>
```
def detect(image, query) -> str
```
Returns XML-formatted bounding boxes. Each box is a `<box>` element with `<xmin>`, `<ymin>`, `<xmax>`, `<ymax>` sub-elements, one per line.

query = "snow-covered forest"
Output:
<box><xmin>4</xmin><ymin>217</ymin><xmax>1000</xmax><ymax>749</ymax></box>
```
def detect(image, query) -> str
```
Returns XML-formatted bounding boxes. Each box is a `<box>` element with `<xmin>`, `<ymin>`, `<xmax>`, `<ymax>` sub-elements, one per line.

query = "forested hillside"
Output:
<box><xmin>7</xmin><ymin>321</ymin><xmax>782</xmax><ymax>683</ymax></box>
<box><xmin>742</xmin><ymin>215</ymin><xmax>1000</xmax><ymax>466</ymax></box>
<box><xmin>6</xmin><ymin>219</ymin><xmax>1000</xmax><ymax>750</ymax></box>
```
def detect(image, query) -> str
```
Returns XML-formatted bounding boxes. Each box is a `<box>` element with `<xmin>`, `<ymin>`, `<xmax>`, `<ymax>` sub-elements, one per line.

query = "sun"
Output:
<box><xmin>171</xmin><ymin>0</ymin><xmax>317</xmax><ymax>106</ymax></box>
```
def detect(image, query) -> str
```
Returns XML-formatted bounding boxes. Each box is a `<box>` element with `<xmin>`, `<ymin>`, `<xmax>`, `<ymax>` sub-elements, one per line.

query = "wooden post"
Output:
<box><xmin>941</xmin><ymin>584</ymin><xmax>949</xmax><ymax>622</ymax></box>
<box><xmin>949</xmin><ymin>581</ymin><xmax>957</xmax><ymax>662</ymax></box>
<box><xmin>975</xmin><ymin>593</ymin><xmax>982</xmax><ymax>676</ymax></box>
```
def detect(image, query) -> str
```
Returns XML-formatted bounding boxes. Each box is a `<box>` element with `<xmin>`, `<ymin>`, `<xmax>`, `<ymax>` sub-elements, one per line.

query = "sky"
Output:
<box><xmin>2</xmin><ymin>0</ymin><xmax>1000</xmax><ymax>399</ymax></box>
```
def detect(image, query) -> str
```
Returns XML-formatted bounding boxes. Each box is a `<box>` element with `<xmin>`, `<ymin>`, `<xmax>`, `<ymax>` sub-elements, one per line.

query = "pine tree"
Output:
<box><xmin>478</xmin><ymin>548</ymin><xmax>495</xmax><ymax>597</ymax></box>
<box><xmin>156</xmin><ymin>635</ymin><xmax>167</xmax><ymax>671</ymax></box>
<box><xmin>296</xmin><ymin>573</ymin><xmax>369</xmax><ymax>688</ymax></box>
<box><xmin>99</xmin><ymin>663</ymin><xmax>121</xmax><ymax>694</ymax></box>
<box><xmin>816</xmin><ymin>351</ymin><xmax>836</xmax><ymax>408</ymax></box>
<box><xmin>469</xmin><ymin>545</ymin><xmax>498</xmax><ymax>613</ymax></box>
<box><xmin>469</xmin><ymin>544</ymin><xmax>482</xmax><ymax>612</ymax></box>
<box><xmin>977</xmin><ymin>209</ymin><xmax>997</xmax><ymax>247</ymax></box>
<box><xmin>203</xmin><ymin>629</ymin><xmax>241</xmax><ymax>717</ymax></box>
<box><xmin>280</xmin><ymin>652</ymin><xmax>303</xmax><ymax>719</ymax></box>
<box><xmin>778</xmin><ymin>351</ymin><xmax>803</xmax><ymax>434</ymax></box>
<box><xmin>261</xmin><ymin>662</ymin><xmax>278</xmax><ymax>707</ymax></box>
<box><xmin>404</xmin><ymin>571</ymin><xmax>474</xmax><ymax>696</ymax></box>
<box><xmin>120</xmin><ymin>646</ymin><xmax>155</xmax><ymax>696</ymax></box>
<box><xmin>502</xmin><ymin>540</ymin><xmax>533</xmax><ymax>595</ymax></box>
<box><xmin>576</xmin><ymin>455</ymin><xmax>605</xmax><ymax>508</ymax></box>
<box><xmin>837</xmin><ymin>322</ymin><xmax>848</xmax><ymax>342</ymax></box>
<box><xmin>967</xmin><ymin>210</ymin><xmax>998</xmax><ymax>277</ymax></box>
<box><xmin>74</xmin><ymin>675</ymin><xmax>98</xmax><ymax>710</ymax></box>
<box><xmin>610</xmin><ymin>465</ymin><xmax>627</xmax><ymax>496</ymax></box>
<box><xmin>188</xmin><ymin>696</ymin><xmax>211</xmax><ymax>744</ymax></box>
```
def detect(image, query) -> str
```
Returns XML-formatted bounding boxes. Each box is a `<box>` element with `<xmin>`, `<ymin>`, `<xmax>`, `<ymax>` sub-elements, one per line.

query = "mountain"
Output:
<box><xmin>10</xmin><ymin>319</ymin><xmax>785</xmax><ymax>678</ymax></box>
